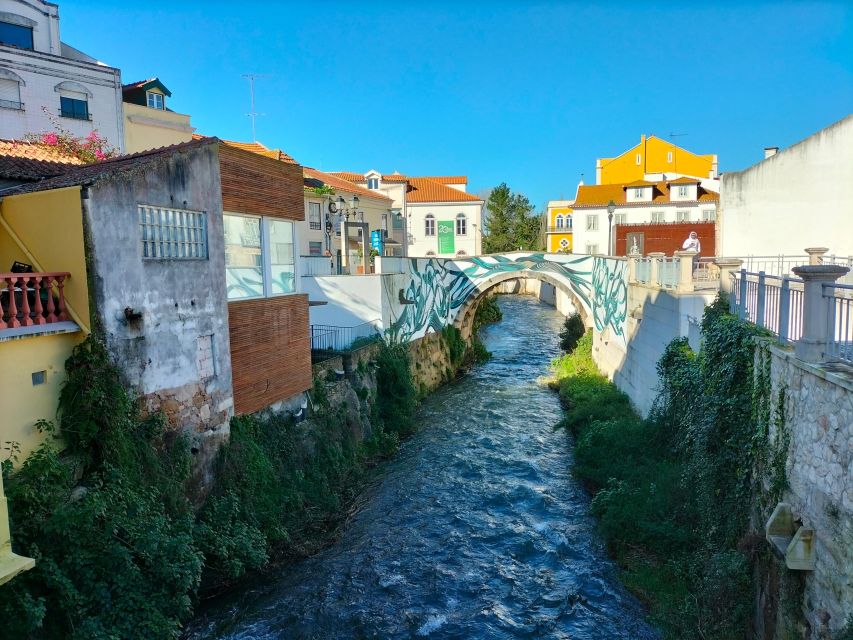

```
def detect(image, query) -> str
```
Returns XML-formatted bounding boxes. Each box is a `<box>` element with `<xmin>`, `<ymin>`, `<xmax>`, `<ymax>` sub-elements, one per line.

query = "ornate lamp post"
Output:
<box><xmin>606</xmin><ymin>200</ymin><xmax>616</xmax><ymax>256</ymax></box>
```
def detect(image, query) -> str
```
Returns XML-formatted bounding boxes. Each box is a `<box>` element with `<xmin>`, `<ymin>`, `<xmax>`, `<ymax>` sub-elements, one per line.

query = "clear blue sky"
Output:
<box><xmin>63</xmin><ymin>1</ymin><xmax>852</xmax><ymax>209</ymax></box>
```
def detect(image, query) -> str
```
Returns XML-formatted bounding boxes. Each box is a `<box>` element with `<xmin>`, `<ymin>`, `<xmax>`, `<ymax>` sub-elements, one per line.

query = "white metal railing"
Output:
<box><xmin>636</xmin><ymin>257</ymin><xmax>652</xmax><ymax>284</ymax></box>
<box><xmin>299</xmin><ymin>255</ymin><xmax>334</xmax><ymax>277</ymax></box>
<box><xmin>730</xmin><ymin>271</ymin><xmax>805</xmax><ymax>343</ymax></box>
<box><xmin>694</xmin><ymin>257</ymin><xmax>719</xmax><ymax>282</ymax></box>
<box><xmin>825</xmin><ymin>283</ymin><xmax>853</xmax><ymax>365</ymax></box>
<box><xmin>657</xmin><ymin>257</ymin><xmax>680</xmax><ymax>290</ymax></box>
<box><xmin>718</xmin><ymin>254</ymin><xmax>853</xmax><ymax>283</ymax></box>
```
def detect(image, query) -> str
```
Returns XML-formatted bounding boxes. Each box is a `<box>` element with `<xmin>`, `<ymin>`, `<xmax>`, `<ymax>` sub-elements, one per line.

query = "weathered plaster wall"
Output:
<box><xmin>757</xmin><ymin>341</ymin><xmax>853</xmax><ymax>638</ymax></box>
<box><xmin>594</xmin><ymin>283</ymin><xmax>715</xmax><ymax>416</ymax></box>
<box><xmin>84</xmin><ymin>142</ymin><xmax>233</xmax><ymax>489</ymax></box>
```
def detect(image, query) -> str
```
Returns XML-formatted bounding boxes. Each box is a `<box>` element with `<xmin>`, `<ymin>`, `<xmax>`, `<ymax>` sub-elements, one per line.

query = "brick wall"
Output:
<box><xmin>218</xmin><ymin>143</ymin><xmax>304</xmax><ymax>220</ymax></box>
<box><xmin>228</xmin><ymin>294</ymin><xmax>312</xmax><ymax>415</ymax></box>
<box><xmin>615</xmin><ymin>220</ymin><xmax>715</xmax><ymax>256</ymax></box>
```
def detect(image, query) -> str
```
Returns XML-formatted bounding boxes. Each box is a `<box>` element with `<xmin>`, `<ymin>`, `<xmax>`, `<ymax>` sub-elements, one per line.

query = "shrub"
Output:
<box><xmin>375</xmin><ymin>341</ymin><xmax>418</xmax><ymax>436</ymax></box>
<box><xmin>559</xmin><ymin>312</ymin><xmax>586</xmax><ymax>353</ymax></box>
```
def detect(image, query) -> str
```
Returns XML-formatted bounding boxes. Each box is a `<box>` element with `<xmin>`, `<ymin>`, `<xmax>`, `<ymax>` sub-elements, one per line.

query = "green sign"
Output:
<box><xmin>437</xmin><ymin>220</ymin><xmax>455</xmax><ymax>254</ymax></box>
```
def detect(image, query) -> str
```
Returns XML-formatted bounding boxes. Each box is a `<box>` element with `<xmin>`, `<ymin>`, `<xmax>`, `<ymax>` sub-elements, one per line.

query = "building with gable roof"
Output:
<box><xmin>596</xmin><ymin>134</ymin><xmax>718</xmax><ymax>185</ymax></box>
<box><xmin>0</xmin><ymin>0</ymin><xmax>124</xmax><ymax>149</ymax></box>
<box><xmin>121</xmin><ymin>77</ymin><xmax>195</xmax><ymax>153</ymax></box>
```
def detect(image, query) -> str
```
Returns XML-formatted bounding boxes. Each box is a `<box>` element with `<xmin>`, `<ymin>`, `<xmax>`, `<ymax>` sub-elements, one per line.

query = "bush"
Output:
<box><xmin>559</xmin><ymin>312</ymin><xmax>585</xmax><ymax>353</ymax></box>
<box><xmin>375</xmin><ymin>341</ymin><xmax>418</xmax><ymax>436</ymax></box>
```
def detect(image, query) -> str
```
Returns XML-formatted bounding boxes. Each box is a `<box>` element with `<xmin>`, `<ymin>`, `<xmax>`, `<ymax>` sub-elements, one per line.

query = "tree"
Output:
<box><xmin>482</xmin><ymin>183</ymin><xmax>543</xmax><ymax>253</ymax></box>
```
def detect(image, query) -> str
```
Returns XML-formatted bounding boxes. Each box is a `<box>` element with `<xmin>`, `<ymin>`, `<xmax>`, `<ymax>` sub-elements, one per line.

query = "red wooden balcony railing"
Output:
<box><xmin>0</xmin><ymin>272</ymin><xmax>71</xmax><ymax>330</ymax></box>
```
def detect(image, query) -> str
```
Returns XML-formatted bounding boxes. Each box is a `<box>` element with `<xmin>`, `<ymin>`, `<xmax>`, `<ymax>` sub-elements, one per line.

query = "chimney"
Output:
<box><xmin>764</xmin><ymin>147</ymin><xmax>779</xmax><ymax>159</ymax></box>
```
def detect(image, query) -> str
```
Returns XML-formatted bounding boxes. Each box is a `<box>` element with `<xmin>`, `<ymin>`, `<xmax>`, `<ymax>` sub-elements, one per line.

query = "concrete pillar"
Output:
<box><xmin>674</xmin><ymin>251</ymin><xmax>696</xmax><ymax>293</ymax></box>
<box><xmin>805</xmin><ymin>247</ymin><xmax>829</xmax><ymax>265</ymax></box>
<box><xmin>648</xmin><ymin>252</ymin><xmax>665</xmax><ymax>288</ymax></box>
<box><xmin>627</xmin><ymin>256</ymin><xmax>638</xmax><ymax>284</ymax></box>
<box><xmin>791</xmin><ymin>264</ymin><xmax>850</xmax><ymax>363</ymax></box>
<box><xmin>714</xmin><ymin>258</ymin><xmax>744</xmax><ymax>296</ymax></box>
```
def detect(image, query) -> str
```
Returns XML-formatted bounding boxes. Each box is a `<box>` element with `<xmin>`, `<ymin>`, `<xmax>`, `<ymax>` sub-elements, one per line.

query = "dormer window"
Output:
<box><xmin>147</xmin><ymin>91</ymin><xmax>165</xmax><ymax>110</ymax></box>
<box><xmin>367</xmin><ymin>178</ymin><xmax>379</xmax><ymax>190</ymax></box>
<box><xmin>677</xmin><ymin>186</ymin><xmax>688</xmax><ymax>197</ymax></box>
<box><xmin>0</xmin><ymin>20</ymin><xmax>34</xmax><ymax>50</ymax></box>
<box><xmin>633</xmin><ymin>188</ymin><xmax>643</xmax><ymax>198</ymax></box>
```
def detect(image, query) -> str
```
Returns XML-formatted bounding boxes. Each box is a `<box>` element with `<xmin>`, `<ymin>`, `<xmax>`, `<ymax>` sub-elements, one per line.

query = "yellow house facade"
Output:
<box><xmin>545</xmin><ymin>200</ymin><xmax>573</xmax><ymax>253</ymax></box>
<box><xmin>597</xmin><ymin>135</ymin><xmax>718</xmax><ymax>185</ymax></box>
<box><xmin>122</xmin><ymin>78</ymin><xmax>195</xmax><ymax>154</ymax></box>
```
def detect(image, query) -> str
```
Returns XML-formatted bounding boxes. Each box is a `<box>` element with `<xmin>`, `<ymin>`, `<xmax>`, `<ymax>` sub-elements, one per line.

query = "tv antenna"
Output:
<box><xmin>242</xmin><ymin>73</ymin><xmax>269</xmax><ymax>142</ymax></box>
<box><xmin>669</xmin><ymin>132</ymin><xmax>688</xmax><ymax>139</ymax></box>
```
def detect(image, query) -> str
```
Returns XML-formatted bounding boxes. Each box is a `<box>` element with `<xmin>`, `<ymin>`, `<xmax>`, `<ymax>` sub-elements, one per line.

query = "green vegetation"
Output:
<box><xmin>552</xmin><ymin>297</ymin><xmax>780</xmax><ymax>639</ymax></box>
<box><xmin>558</xmin><ymin>312</ymin><xmax>585</xmax><ymax>353</ymax></box>
<box><xmin>482</xmin><ymin>183</ymin><xmax>542</xmax><ymax>253</ymax></box>
<box><xmin>0</xmin><ymin>336</ymin><xmax>418</xmax><ymax>638</ymax></box>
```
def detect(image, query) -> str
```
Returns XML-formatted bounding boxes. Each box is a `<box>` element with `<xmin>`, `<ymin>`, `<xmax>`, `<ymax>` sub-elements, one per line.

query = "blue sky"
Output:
<box><xmin>63</xmin><ymin>1</ymin><xmax>852</xmax><ymax>209</ymax></box>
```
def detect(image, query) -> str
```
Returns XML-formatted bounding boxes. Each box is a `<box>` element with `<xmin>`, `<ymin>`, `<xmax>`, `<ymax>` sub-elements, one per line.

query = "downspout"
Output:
<box><xmin>0</xmin><ymin>203</ymin><xmax>89</xmax><ymax>332</ymax></box>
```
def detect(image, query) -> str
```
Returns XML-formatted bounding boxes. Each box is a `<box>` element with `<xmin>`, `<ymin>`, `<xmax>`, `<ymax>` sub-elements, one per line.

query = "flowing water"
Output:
<box><xmin>188</xmin><ymin>296</ymin><xmax>657</xmax><ymax>639</ymax></box>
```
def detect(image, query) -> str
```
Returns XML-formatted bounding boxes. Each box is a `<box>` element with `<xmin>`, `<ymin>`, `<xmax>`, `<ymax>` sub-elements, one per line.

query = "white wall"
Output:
<box><xmin>719</xmin><ymin>114</ymin><xmax>853</xmax><ymax>257</ymax></box>
<box><xmin>406</xmin><ymin>201</ymin><xmax>482</xmax><ymax>257</ymax></box>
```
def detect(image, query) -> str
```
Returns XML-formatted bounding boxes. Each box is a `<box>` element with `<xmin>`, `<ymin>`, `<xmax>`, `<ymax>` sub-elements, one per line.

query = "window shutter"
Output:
<box><xmin>0</xmin><ymin>78</ymin><xmax>20</xmax><ymax>103</ymax></box>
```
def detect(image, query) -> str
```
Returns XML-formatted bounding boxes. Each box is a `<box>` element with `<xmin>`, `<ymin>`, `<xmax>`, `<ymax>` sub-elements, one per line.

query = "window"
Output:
<box><xmin>555</xmin><ymin>214</ymin><xmax>564</xmax><ymax>229</ymax></box>
<box><xmin>633</xmin><ymin>188</ymin><xmax>644</xmax><ymax>198</ymax></box>
<box><xmin>0</xmin><ymin>72</ymin><xmax>23</xmax><ymax>110</ymax></box>
<box><xmin>677</xmin><ymin>186</ymin><xmax>689</xmax><ymax>198</ymax></box>
<box><xmin>147</xmin><ymin>91</ymin><xmax>165</xmax><ymax>110</ymax></box>
<box><xmin>60</xmin><ymin>96</ymin><xmax>89</xmax><ymax>120</ymax></box>
<box><xmin>667</xmin><ymin>151</ymin><xmax>673</xmax><ymax>163</ymax></box>
<box><xmin>391</xmin><ymin>214</ymin><xmax>403</xmax><ymax>229</ymax></box>
<box><xmin>308</xmin><ymin>202</ymin><xmax>322</xmax><ymax>230</ymax></box>
<box><xmin>702</xmin><ymin>209</ymin><xmax>717</xmax><ymax>222</ymax></box>
<box><xmin>455</xmin><ymin>213</ymin><xmax>467</xmax><ymax>236</ymax></box>
<box><xmin>635</xmin><ymin>153</ymin><xmax>642</xmax><ymax>165</ymax></box>
<box><xmin>614</xmin><ymin>213</ymin><xmax>627</xmax><ymax>225</ymax></box>
<box><xmin>585</xmin><ymin>214</ymin><xmax>599</xmax><ymax>231</ymax></box>
<box><xmin>676</xmin><ymin>210</ymin><xmax>690</xmax><ymax>222</ymax></box>
<box><xmin>309</xmin><ymin>241</ymin><xmax>323</xmax><ymax>256</ymax></box>
<box><xmin>651</xmin><ymin>211</ymin><xmax>665</xmax><ymax>223</ymax></box>
<box><xmin>586</xmin><ymin>243</ymin><xmax>600</xmax><ymax>255</ymax></box>
<box><xmin>139</xmin><ymin>206</ymin><xmax>208</xmax><ymax>259</ymax></box>
<box><xmin>223</xmin><ymin>214</ymin><xmax>296</xmax><ymax>300</ymax></box>
<box><xmin>367</xmin><ymin>178</ymin><xmax>379</xmax><ymax>190</ymax></box>
<box><xmin>0</xmin><ymin>21</ymin><xmax>33</xmax><ymax>50</ymax></box>
<box><xmin>425</xmin><ymin>214</ymin><xmax>436</xmax><ymax>236</ymax></box>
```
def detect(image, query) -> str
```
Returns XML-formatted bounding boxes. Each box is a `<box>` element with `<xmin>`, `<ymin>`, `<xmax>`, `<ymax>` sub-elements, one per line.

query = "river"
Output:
<box><xmin>187</xmin><ymin>295</ymin><xmax>657</xmax><ymax>639</ymax></box>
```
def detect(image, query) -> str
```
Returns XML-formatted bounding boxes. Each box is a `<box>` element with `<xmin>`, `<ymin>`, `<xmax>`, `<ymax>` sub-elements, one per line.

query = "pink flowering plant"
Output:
<box><xmin>24</xmin><ymin>108</ymin><xmax>118</xmax><ymax>163</ymax></box>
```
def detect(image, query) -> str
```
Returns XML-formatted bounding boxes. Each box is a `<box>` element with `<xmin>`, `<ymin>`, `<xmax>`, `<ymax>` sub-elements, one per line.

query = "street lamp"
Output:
<box><xmin>606</xmin><ymin>200</ymin><xmax>616</xmax><ymax>256</ymax></box>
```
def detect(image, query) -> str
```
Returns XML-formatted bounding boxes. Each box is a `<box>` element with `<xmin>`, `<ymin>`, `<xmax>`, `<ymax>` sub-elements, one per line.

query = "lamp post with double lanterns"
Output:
<box><xmin>334</xmin><ymin>195</ymin><xmax>362</xmax><ymax>271</ymax></box>
<box><xmin>606</xmin><ymin>199</ymin><xmax>616</xmax><ymax>256</ymax></box>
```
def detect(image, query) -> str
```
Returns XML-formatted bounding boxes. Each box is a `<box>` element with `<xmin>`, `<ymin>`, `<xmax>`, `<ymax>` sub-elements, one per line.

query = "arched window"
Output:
<box><xmin>55</xmin><ymin>81</ymin><xmax>92</xmax><ymax>121</ymax></box>
<box><xmin>555</xmin><ymin>214</ymin><xmax>564</xmax><ymax>229</ymax></box>
<box><xmin>424</xmin><ymin>214</ymin><xmax>436</xmax><ymax>237</ymax></box>
<box><xmin>0</xmin><ymin>68</ymin><xmax>25</xmax><ymax>110</ymax></box>
<box><xmin>455</xmin><ymin>213</ymin><xmax>467</xmax><ymax>236</ymax></box>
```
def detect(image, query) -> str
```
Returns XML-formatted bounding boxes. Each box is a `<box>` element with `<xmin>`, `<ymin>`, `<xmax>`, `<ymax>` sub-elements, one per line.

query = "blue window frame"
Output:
<box><xmin>0</xmin><ymin>21</ymin><xmax>33</xmax><ymax>50</ymax></box>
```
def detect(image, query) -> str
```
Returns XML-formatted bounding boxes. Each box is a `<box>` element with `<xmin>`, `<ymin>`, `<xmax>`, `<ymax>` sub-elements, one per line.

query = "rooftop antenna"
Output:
<box><xmin>242</xmin><ymin>73</ymin><xmax>268</xmax><ymax>142</ymax></box>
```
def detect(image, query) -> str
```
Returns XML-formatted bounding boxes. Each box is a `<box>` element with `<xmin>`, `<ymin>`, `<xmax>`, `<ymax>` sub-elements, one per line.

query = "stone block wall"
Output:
<box><xmin>758</xmin><ymin>340</ymin><xmax>853</xmax><ymax>638</ymax></box>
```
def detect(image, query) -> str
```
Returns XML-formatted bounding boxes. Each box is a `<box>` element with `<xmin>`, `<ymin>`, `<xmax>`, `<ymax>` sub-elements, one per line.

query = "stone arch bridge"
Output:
<box><xmin>382</xmin><ymin>252</ymin><xmax>629</xmax><ymax>345</ymax></box>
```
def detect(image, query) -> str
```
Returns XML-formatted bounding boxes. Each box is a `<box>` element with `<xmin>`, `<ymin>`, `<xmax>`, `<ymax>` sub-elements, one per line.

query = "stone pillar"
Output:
<box><xmin>791</xmin><ymin>264</ymin><xmax>850</xmax><ymax>363</ymax></box>
<box><xmin>805</xmin><ymin>247</ymin><xmax>829</xmax><ymax>266</ymax></box>
<box><xmin>714</xmin><ymin>258</ymin><xmax>744</xmax><ymax>296</ymax></box>
<box><xmin>627</xmin><ymin>256</ymin><xmax>638</xmax><ymax>284</ymax></box>
<box><xmin>674</xmin><ymin>251</ymin><xmax>696</xmax><ymax>293</ymax></box>
<box><xmin>648</xmin><ymin>252</ymin><xmax>665</xmax><ymax>288</ymax></box>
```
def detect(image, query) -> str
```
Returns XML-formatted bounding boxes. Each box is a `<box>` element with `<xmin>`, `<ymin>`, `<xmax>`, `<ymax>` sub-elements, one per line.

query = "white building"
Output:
<box><xmin>329</xmin><ymin>171</ymin><xmax>484</xmax><ymax>257</ymax></box>
<box><xmin>570</xmin><ymin>177</ymin><xmax>719</xmax><ymax>255</ymax></box>
<box><xmin>719</xmin><ymin>113</ymin><xmax>853</xmax><ymax>258</ymax></box>
<box><xmin>0</xmin><ymin>0</ymin><xmax>123</xmax><ymax>149</ymax></box>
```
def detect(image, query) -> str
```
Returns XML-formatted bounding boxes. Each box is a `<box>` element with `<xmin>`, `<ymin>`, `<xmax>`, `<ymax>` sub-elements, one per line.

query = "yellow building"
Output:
<box><xmin>122</xmin><ymin>78</ymin><xmax>195</xmax><ymax>153</ymax></box>
<box><xmin>597</xmin><ymin>135</ymin><xmax>718</xmax><ymax>185</ymax></box>
<box><xmin>545</xmin><ymin>200</ymin><xmax>573</xmax><ymax>253</ymax></box>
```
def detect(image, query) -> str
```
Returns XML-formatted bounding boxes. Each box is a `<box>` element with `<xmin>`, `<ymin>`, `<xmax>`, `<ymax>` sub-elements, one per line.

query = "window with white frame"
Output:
<box><xmin>139</xmin><ymin>206</ymin><xmax>208</xmax><ymax>259</ymax></box>
<box><xmin>677</xmin><ymin>186</ymin><xmax>689</xmax><ymax>197</ymax></box>
<box><xmin>308</xmin><ymin>202</ymin><xmax>322</xmax><ymax>230</ymax></box>
<box><xmin>455</xmin><ymin>213</ymin><xmax>467</xmax><ymax>236</ymax></box>
<box><xmin>0</xmin><ymin>20</ymin><xmax>33</xmax><ymax>50</ymax></box>
<box><xmin>676</xmin><ymin>210</ymin><xmax>690</xmax><ymax>222</ymax></box>
<box><xmin>702</xmin><ymin>209</ymin><xmax>717</xmax><ymax>222</ymax></box>
<box><xmin>555</xmin><ymin>214</ymin><xmax>564</xmax><ymax>229</ymax></box>
<box><xmin>367</xmin><ymin>178</ymin><xmax>379</xmax><ymax>189</ymax></box>
<box><xmin>0</xmin><ymin>70</ymin><xmax>24</xmax><ymax>110</ymax></box>
<box><xmin>651</xmin><ymin>211</ymin><xmax>665</xmax><ymax>223</ymax></box>
<box><xmin>223</xmin><ymin>213</ymin><xmax>296</xmax><ymax>300</ymax></box>
<box><xmin>586</xmin><ymin>243</ymin><xmax>599</xmax><ymax>254</ymax></box>
<box><xmin>425</xmin><ymin>214</ymin><xmax>436</xmax><ymax>236</ymax></box>
<box><xmin>147</xmin><ymin>91</ymin><xmax>165</xmax><ymax>110</ymax></box>
<box><xmin>633</xmin><ymin>188</ymin><xmax>644</xmax><ymax>198</ymax></box>
<box><xmin>614</xmin><ymin>213</ymin><xmax>627</xmax><ymax>225</ymax></box>
<box><xmin>586</xmin><ymin>214</ymin><xmax>599</xmax><ymax>231</ymax></box>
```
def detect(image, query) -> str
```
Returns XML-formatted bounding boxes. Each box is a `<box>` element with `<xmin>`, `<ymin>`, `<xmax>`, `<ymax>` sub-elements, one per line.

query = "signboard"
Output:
<box><xmin>437</xmin><ymin>220</ymin><xmax>455</xmax><ymax>254</ymax></box>
<box><xmin>370</xmin><ymin>229</ymin><xmax>384</xmax><ymax>254</ymax></box>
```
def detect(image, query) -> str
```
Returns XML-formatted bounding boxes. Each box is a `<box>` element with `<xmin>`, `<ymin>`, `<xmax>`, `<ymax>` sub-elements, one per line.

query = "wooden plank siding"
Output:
<box><xmin>218</xmin><ymin>143</ymin><xmax>304</xmax><ymax>220</ymax></box>
<box><xmin>228</xmin><ymin>295</ymin><xmax>312</xmax><ymax>415</ymax></box>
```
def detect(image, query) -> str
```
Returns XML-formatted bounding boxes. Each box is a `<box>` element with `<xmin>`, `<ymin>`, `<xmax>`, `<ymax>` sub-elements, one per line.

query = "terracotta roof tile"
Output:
<box><xmin>420</xmin><ymin>176</ymin><xmax>467</xmax><ymax>184</ymax></box>
<box><xmin>193</xmin><ymin>134</ymin><xmax>299</xmax><ymax>165</ymax></box>
<box><xmin>623</xmin><ymin>179</ymin><xmax>656</xmax><ymax>187</ymax></box>
<box><xmin>573</xmin><ymin>180</ymin><xmax>719</xmax><ymax>207</ymax></box>
<box><xmin>667</xmin><ymin>176</ymin><xmax>701</xmax><ymax>184</ymax></box>
<box><xmin>407</xmin><ymin>177</ymin><xmax>482</xmax><ymax>203</ymax></box>
<box><xmin>303</xmin><ymin>167</ymin><xmax>392</xmax><ymax>202</ymax></box>
<box><xmin>327</xmin><ymin>172</ymin><xmax>409</xmax><ymax>183</ymax></box>
<box><xmin>0</xmin><ymin>139</ymin><xmax>84</xmax><ymax>164</ymax></box>
<box><xmin>0</xmin><ymin>139</ymin><xmax>83</xmax><ymax>182</ymax></box>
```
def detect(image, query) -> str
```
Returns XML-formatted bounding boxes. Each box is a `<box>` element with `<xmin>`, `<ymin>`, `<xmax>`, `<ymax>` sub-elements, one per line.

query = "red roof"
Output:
<box><xmin>573</xmin><ymin>180</ymin><xmax>719</xmax><ymax>208</ymax></box>
<box><xmin>0</xmin><ymin>139</ymin><xmax>83</xmax><ymax>183</ymax></box>
<box><xmin>406</xmin><ymin>177</ymin><xmax>481</xmax><ymax>203</ymax></box>
<box><xmin>303</xmin><ymin>167</ymin><xmax>392</xmax><ymax>202</ymax></box>
<box><xmin>192</xmin><ymin>134</ymin><xmax>299</xmax><ymax>165</ymax></box>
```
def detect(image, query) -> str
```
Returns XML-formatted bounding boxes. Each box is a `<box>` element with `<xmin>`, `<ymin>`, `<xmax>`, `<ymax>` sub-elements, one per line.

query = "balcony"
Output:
<box><xmin>546</xmin><ymin>226</ymin><xmax>572</xmax><ymax>233</ymax></box>
<box><xmin>0</xmin><ymin>272</ymin><xmax>75</xmax><ymax>336</ymax></box>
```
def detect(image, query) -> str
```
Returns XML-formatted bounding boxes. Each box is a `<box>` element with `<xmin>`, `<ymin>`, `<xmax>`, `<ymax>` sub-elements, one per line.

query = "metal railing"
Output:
<box><xmin>825</xmin><ymin>283</ymin><xmax>853</xmax><ymax>365</ymax></box>
<box><xmin>730</xmin><ymin>271</ymin><xmax>809</xmax><ymax>346</ymax></box>
<box><xmin>657</xmin><ymin>257</ymin><xmax>680</xmax><ymax>289</ymax></box>
<box><xmin>636</xmin><ymin>257</ymin><xmax>652</xmax><ymax>284</ymax></box>
<box><xmin>299</xmin><ymin>255</ymin><xmax>334</xmax><ymax>276</ymax></box>
<box><xmin>310</xmin><ymin>320</ymin><xmax>382</xmax><ymax>353</ymax></box>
